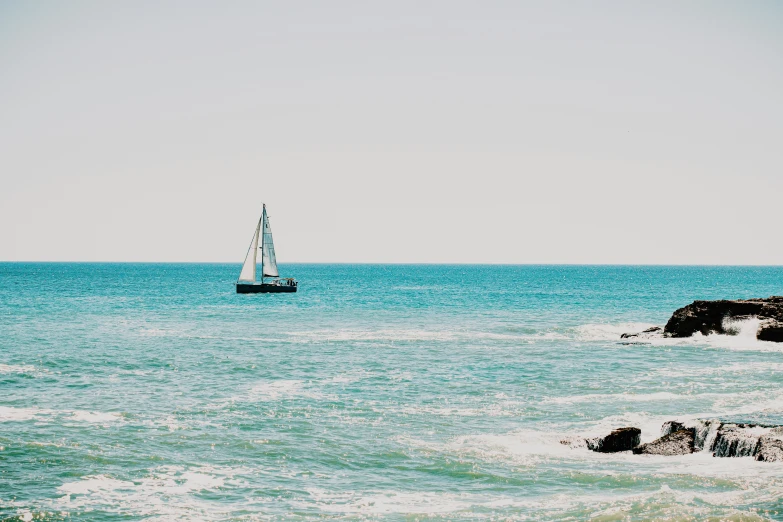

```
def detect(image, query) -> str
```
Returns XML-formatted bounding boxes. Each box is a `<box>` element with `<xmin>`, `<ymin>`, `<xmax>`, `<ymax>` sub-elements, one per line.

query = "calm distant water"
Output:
<box><xmin>2</xmin><ymin>263</ymin><xmax>783</xmax><ymax>520</ymax></box>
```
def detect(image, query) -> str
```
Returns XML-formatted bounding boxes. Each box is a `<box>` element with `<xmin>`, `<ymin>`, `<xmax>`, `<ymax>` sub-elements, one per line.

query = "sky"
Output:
<box><xmin>1</xmin><ymin>1</ymin><xmax>781</xmax><ymax>264</ymax></box>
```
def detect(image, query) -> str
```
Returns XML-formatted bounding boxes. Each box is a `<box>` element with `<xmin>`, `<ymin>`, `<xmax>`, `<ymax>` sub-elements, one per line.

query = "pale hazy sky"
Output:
<box><xmin>1</xmin><ymin>1</ymin><xmax>781</xmax><ymax>263</ymax></box>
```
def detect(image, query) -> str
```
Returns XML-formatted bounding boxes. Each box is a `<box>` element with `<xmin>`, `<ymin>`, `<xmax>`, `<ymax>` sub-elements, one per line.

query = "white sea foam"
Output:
<box><xmin>47</xmin><ymin>447</ymin><xmax>783</xmax><ymax>520</ymax></box>
<box><xmin>69</xmin><ymin>411</ymin><xmax>123</xmax><ymax>424</ymax></box>
<box><xmin>652</xmin><ymin>361</ymin><xmax>783</xmax><ymax>378</ymax></box>
<box><xmin>303</xmin><ymin>489</ymin><xmax>478</xmax><ymax>515</ymax></box>
<box><xmin>0</xmin><ymin>406</ymin><xmax>122</xmax><ymax>424</ymax></box>
<box><xmin>0</xmin><ymin>406</ymin><xmax>45</xmax><ymax>422</ymax></box>
<box><xmin>287</xmin><ymin>319</ymin><xmax>776</xmax><ymax>348</ymax></box>
<box><xmin>324</xmin><ymin>369</ymin><xmax>375</xmax><ymax>385</ymax></box>
<box><xmin>247</xmin><ymin>380</ymin><xmax>324</xmax><ymax>401</ymax></box>
<box><xmin>292</xmin><ymin>329</ymin><xmax>458</xmax><ymax>342</ymax></box>
<box><xmin>0</xmin><ymin>364</ymin><xmax>38</xmax><ymax>374</ymax></box>
<box><xmin>549</xmin><ymin>388</ymin><xmax>783</xmax><ymax>415</ymax></box>
<box><xmin>299</xmin><ymin>481</ymin><xmax>777</xmax><ymax>518</ymax></box>
<box><xmin>714</xmin><ymin>390</ymin><xmax>783</xmax><ymax>417</ymax></box>
<box><xmin>59</xmin><ymin>475</ymin><xmax>135</xmax><ymax>496</ymax></box>
<box><xmin>547</xmin><ymin>391</ymin><xmax>687</xmax><ymax>405</ymax></box>
<box><xmin>447</xmin><ymin>431</ymin><xmax>575</xmax><ymax>461</ymax></box>
<box><xmin>575</xmin><ymin>322</ymin><xmax>658</xmax><ymax>341</ymax></box>
<box><xmin>27</xmin><ymin>441</ymin><xmax>66</xmax><ymax>448</ymax></box>
<box><xmin>392</xmin><ymin>405</ymin><xmax>515</xmax><ymax>417</ymax></box>
<box><xmin>290</xmin><ymin>328</ymin><xmax>570</xmax><ymax>344</ymax></box>
<box><xmin>55</xmin><ymin>466</ymin><xmax>243</xmax><ymax>519</ymax></box>
<box><xmin>328</xmin><ymin>375</ymin><xmax>356</xmax><ymax>384</ymax></box>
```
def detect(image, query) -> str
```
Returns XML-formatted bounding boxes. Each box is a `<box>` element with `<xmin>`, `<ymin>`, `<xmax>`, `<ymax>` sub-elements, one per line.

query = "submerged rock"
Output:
<box><xmin>633</xmin><ymin>429</ymin><xmax>694</xmax><ymax>455</ymax></box>
<box><xmin>559</xmin><ymin>436</ymin><xmax>587</xmax><ymax>449</ymax></box>
<box><xmin>620</xmin><ymin>326</ymin><xmax>663</xmax><ymax>340</ymax></box>
<box><xmin>663</xmin><ymin>296</ymin><xmax>783</xmax><ymax>341</ymax></box>
<box><xmin>587</xmin><ymin>427</ymin><xmax>641</xmax><ymax>453</ymax></box>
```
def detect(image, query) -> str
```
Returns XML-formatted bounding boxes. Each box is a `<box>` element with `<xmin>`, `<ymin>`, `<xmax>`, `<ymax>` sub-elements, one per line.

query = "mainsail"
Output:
<box><xmin>261</xmin><ymin>205</ymin><xmax>279</xmax><ymax>278</ymax></box>
<box><xmin>237</xmin><ymin>217</ymin><xmax>261</xmax><ymax>282</ymax></box>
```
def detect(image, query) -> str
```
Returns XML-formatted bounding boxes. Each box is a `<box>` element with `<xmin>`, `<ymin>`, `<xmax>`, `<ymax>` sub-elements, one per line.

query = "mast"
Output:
<box><xmin>260</xmin><ymin>204</ymin><xmax>266</xmax><ymax>283</ymax></box>
<box><xmin>260</xmin><ymin>204</ymin><xmax>279</xmax><ymax>278</ymax></box>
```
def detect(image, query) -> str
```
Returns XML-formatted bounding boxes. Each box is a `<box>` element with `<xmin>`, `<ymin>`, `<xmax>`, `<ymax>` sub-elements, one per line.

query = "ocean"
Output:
<box><xmin>2</xmin><ymin>263</ymin><xmax>783</xmax><ymax>520</ymax></box>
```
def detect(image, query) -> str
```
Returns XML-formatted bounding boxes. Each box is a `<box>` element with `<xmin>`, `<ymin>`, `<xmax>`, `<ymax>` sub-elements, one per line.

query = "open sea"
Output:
<box><xmin>2</xmin><ymin>263</ymin><xmax>783</xmax><ymax>521</ymax></box>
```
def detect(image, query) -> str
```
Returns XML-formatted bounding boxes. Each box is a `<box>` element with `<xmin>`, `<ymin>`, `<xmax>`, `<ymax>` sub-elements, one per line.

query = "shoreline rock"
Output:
<box><xmin>665</xmin><ymin>296</ymin><xmax>783</xmax><ymax>341</ymax></box>
<box><xmin>633</xmin><ymin>429</ymin><xmax>694</xmax><ymax>455</ymax></box>
<box><xmin>621</xmin><ymin>296</ymin><xmax>783</xmax><ymax>342</ymax></box>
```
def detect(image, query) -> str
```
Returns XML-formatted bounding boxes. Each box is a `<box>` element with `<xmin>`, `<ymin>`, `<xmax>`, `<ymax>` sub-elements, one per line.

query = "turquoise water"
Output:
<box><xmin>2</xmin><ymin>263</ymin><xmax>783</xmax><ymax>520</ymax></box>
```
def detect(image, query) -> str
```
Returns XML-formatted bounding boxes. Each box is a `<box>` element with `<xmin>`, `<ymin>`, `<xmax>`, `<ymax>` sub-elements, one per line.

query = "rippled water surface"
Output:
<box><xmin>2</xmin><ymin>263</ymin><xmax>783</xmax><ymax>520</ymax></box>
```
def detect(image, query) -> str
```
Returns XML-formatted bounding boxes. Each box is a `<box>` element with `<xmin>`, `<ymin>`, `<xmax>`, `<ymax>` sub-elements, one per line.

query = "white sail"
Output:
<box><xmin>237</xmin><ymin>218</ymin><xmax>262</xmax><ymax>282</ymax></box>
<box><xmin>261</xmin><ymin>206</ymin><xmax>279</xmax><ymax>278</ymax></box>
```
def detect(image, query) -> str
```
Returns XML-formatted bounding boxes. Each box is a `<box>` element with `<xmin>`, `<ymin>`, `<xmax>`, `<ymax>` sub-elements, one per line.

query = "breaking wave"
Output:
<box><xmin>54</xmin><ymin>465</ymin><xmax>248</xmax><ymax>519</ymax></box>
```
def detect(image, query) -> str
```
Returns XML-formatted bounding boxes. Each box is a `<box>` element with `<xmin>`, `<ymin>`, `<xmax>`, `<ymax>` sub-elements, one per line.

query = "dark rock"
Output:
<box><xmin>587</xmin><ymin>427</ymin><xmax>641</xmax><ymax>453</ymax></box>
<box><xmin>712</xmin><ymin>424</ymin><xmax>763</xmax><ymax>457</ymax></box>
<box><xmin>633</xmin><ymin>429</ymin><xmax>694</xmax><ymax>455</ymax></box>
<box><xmin>620</xmin><ymin>326</ymin><xmax>663</xmax><ymax>340</ymax></box>
<box><xmin>756</xmin><ymin>433</ymin><xmax>783</xmax><ymax>462</ymax></box>
<box><xmin>663</xmin><ymin>296</ymin><xmax>783</xmax><ymax>342</ymax></box>
<box><xmin>758</xmin><ymin>319</ymin><xmax>783</xmax><ymax>343</ymax></box>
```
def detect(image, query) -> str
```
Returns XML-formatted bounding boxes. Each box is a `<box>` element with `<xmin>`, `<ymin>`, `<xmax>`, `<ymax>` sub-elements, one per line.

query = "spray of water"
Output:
<box><xmin>722</xmin><ymin>316</ymin><xmax>761</xmax><ymax>339</ymax></box>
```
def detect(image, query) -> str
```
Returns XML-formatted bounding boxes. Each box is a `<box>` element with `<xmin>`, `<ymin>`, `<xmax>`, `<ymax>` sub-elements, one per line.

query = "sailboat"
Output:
<box><xmin>236</xmin><ymin>204</ymin><xmax>297</xmax><ymax>294</ymax></box>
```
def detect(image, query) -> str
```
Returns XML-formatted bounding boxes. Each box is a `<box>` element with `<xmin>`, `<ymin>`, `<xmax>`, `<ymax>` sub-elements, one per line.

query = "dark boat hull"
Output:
<box><xmin>236</xmin><ymin>283</ymin><xmax>297</xmax><ymax>294</ymax></box>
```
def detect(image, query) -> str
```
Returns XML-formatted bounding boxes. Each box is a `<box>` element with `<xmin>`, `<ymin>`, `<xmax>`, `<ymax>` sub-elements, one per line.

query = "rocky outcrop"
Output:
<box><xmin>663</xmin><ymin>296</ymin><xmax>783</xmax><ymax>340</ymax></box>
<box><xmin>568</xmin><ymin>420</ymin><xmax>783</xmax><ymax>461</ymax></box>
<box><xmin>587</xmin><ymin>427</ymin><xmax>641</xmax><ymax>453</ymax></box>
<box><xmin>621</xmin><ymin>297</ymin><xmax>783</xmax><ymax>342</ymax></box>
<box><xmin>633</xmin><ymin>429</ymin><xmax>694</xmax><ymax>455</ymax></box>
<box><xmin>657</xmin><ymin>419</ymin><xmax>783</xmax><ymax>460</ymax></box>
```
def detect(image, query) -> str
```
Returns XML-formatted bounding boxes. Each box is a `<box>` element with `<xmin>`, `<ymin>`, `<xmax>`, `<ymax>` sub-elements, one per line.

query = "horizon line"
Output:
<box><xmin>1</xmin><ymin>261</ymin><xmax>782</xmax><ymax>267</ymax></box>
